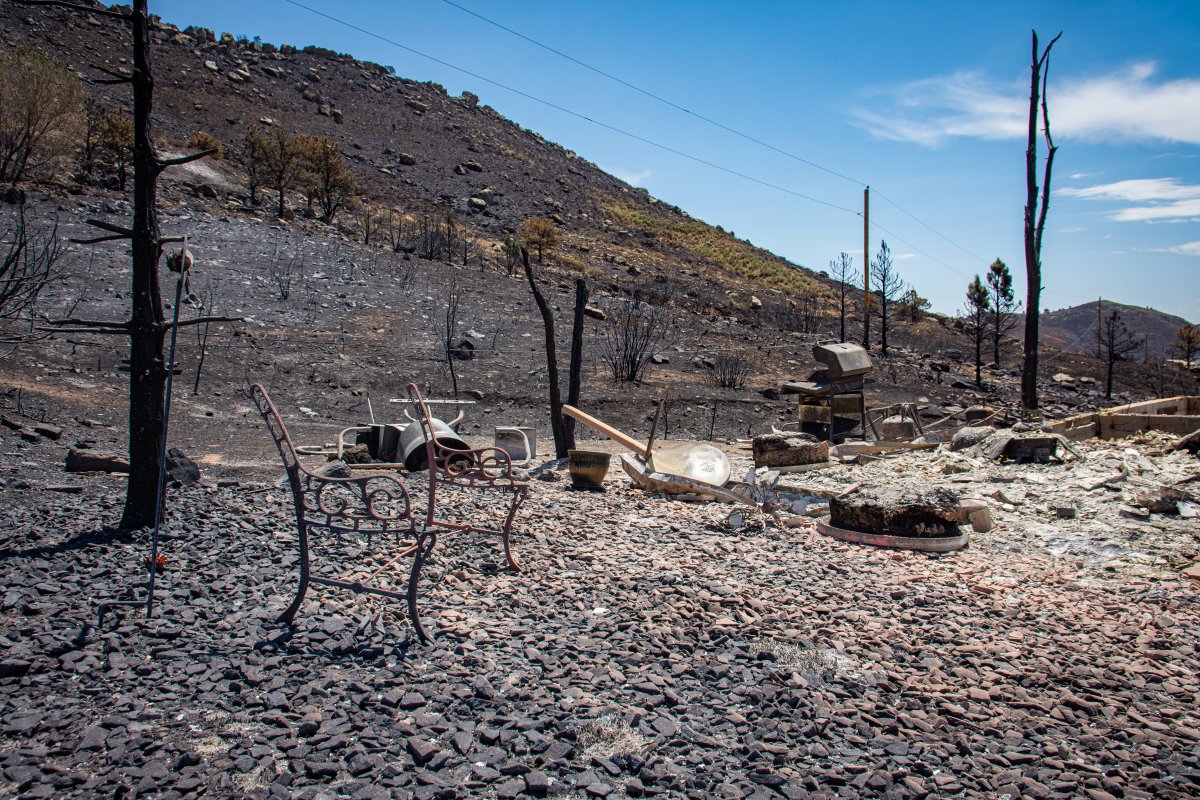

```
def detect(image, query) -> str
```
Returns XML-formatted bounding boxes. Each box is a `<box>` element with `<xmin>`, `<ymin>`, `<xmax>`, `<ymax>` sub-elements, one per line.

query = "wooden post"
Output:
<box><xmin>564</xmin><ymin>278</ymin><xmax>588</xmax><ymax>450</ymax></box>
<box><xmin>863</xmin><ymin>186</ymin><xmax>870</xmax><ymax>349</ymax></box>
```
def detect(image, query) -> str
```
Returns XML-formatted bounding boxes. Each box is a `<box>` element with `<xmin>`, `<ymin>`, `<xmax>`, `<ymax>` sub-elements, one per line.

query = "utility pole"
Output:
<box><xmin>1096</xmin><ymin>297</ymin><xmax>1102</xmax><ymax>359</ymax></box>
<box><xmin>863</xmin><ymin>186</ymin><xmax>870</xmax><ymax>349</ymax></box>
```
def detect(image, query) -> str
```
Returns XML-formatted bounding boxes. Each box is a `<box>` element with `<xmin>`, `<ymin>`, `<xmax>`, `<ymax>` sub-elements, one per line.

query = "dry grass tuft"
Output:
<box><xmin>749</xmin><ymin>640</ymin><xmax>851</xmax><ymax>681</ymax></box>
<box><xmin>576</xmin><ymin>714</ymin><xmax>648</xmax><ymax>759</ymax></box>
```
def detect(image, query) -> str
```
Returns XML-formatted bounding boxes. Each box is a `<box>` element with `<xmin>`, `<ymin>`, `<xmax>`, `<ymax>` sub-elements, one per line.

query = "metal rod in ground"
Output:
<box><xmin>145</xmin><ymin>240</ymin><xmax>188</xmax><ymax>618</ymax></box>
<box><xmin>646</xmin><ymin>398</ymin><xmax>663</xmax><ymax>454</ymax></box>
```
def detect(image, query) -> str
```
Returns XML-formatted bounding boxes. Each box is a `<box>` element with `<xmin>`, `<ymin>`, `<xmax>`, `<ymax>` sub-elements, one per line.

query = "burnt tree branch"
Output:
<box><xmin>155</xmin><ymin>148</ymin><xmax>216</xmax><ymax>173</ymax></box>
<box><xmin>10</xmin><ymin>0</ymin><xmax>128</xmax><ymax>19</ymax></box>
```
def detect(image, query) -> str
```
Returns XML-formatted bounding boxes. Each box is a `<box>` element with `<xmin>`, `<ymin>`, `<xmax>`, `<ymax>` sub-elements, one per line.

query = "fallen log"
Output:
<box><xmin>65</xmin><ymin>449</ymin><xmax>130</xmax><ymax>474</ymax></box>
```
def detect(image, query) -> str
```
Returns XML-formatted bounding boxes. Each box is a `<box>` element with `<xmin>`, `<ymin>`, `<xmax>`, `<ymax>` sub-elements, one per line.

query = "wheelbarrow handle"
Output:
<box><xmin>561</xmin><ymin>405</ymin><xmax>648</xmax><ymax>458</ymax></box>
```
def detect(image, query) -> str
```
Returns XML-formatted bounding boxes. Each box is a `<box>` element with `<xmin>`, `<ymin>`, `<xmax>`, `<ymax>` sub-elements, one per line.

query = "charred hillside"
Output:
<box><xmin>1</xmin><ymin>3</ymin><xmax>820</xmax><ymax>306</ymax></box>
<box><xmin>1</xmin><ymin>0</ymin><xmax>1194</xmax><ymax>453</ymax></box>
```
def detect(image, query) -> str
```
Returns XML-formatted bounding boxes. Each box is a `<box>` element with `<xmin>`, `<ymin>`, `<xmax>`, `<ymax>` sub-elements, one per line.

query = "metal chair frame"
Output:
<box><xmin>406</xmin><ymin>382</ymin><xmax>528</xmax><ymax>572</ymax></box>
<box><xmin>252</xmin><ymin>384</ymin><xmax>437</xmax><ymax>643</ymax></box>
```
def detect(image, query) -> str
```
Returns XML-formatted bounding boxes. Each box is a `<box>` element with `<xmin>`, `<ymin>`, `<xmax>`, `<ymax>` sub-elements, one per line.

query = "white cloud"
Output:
<box><xmin>851</xmin><ymin>71</ymin><xmax>1024</xmax><ymax>146</ymax></box>
<box><xmin>603</xmin><ymin>166</ymin><xmax>652</xmax><ymax>186</ymax></box>
<box><xmin>1152</xmin><ymin>240</ymin><xmax>1200</xmax><ymax>256</ymax></box>
<box><xmin>853</xmin><ymin>62</ymin><xmax>1200</xmax><ymax>147</ymax></box>
<box><xmin>1060</xmin><ymin>178</ymin><xmax>1197</xmax><ymax>202</ymax></box>
<box><xmin>1060</xmin><ymin>177</ymin><xmax>1200</xmax><ymax>222</ymax></box>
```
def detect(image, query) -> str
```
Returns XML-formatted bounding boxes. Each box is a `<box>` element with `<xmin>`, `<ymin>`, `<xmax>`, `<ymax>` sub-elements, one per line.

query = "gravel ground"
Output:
<box><xmin>2</xmin><ymin>456</ymin><xmax>1199</xmax><ymax>799</ymax></box>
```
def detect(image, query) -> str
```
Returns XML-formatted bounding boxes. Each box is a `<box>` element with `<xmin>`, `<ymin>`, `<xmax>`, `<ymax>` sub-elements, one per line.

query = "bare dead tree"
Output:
<box><xmin>829</xmin><ymin>252</ymin><xmax>853</xmax><ymax>342</ymax></box>
<box><xmin>789</xmin><ymin>291</ymin><xmax>824</xmax><ymax>335</ymax></box>
<box><xmin>386</xmin><ymin>210</ymin><xmax>411</xmax><ymax>253</ymax></box>
<box><xmin>442</xmin><ymin>212</ymin><xmax>460</xmax><ymax>262</ymax></box>
<box><xmin>501</xmin><ymin>235</ymin><xmax>520</xmax><ymax>277</ymax></box>
<box><xmin>432</xmin><ymin>275</ymin><xmax>463</xmax><ymax>397</ymax></box>
<box><xmin>357</xmin><ymin>205</ymin><xmax>382</xmax><ymax>246</ymax></box>
<box><xmin>521</xmin><ymin>247</ymin><xmax>567</xmax><ymax>458</ymax></box>
<box><xmin>870</xmin><ymin>240</ymin><xmax>902</xmax><ymax>355</ymax></box>
<box><xmin>1100</xmin><ymin>310</ymin><xmax>1141</xmax><ymax>400</ymax></box>
<box><xmin>267</xmin><ymin>243</ymin><xmax>303</xmax><ymax>301</ymax></box>
<box><xmin>18</xmin><ymin>0</ymin><xmax>225</xmax><ymax>529</ymax></box>
<box><xmin>1021</xmin><ymin>30</ymin><xmax>1063</xmax><ymax>410</ymax></box>
<box><xmin>600</xmin><ymin>284</ymin><xmax>671</xmax><ymax>383</ymax></box>
<box><xmin>190</xmin><ymin>277</ymin><xmax>217</xmax><ymax>395</ymax></box>
<box><xmin>1148</xmin><ymin>358</ymin><xmax>1177</xmax><ymax>400</ymax></box>
<box><xmin>415</xmin><ymin>212</ymin><xmax>456</xmax><ymax>261</ymax></box>
<box><xmin>461</xmin><ymin>233</ymin><xmax>481</xmax><ymax>268</ymax></box>
<box><xmin>708</xmin><ymin>354</ymin><xmax>752</xmax><ymax>390</ymax></box>
<box><xmin>1</xmin><ymin>205</ymin><xmax>65</xmax><ymax>338</ymax></box>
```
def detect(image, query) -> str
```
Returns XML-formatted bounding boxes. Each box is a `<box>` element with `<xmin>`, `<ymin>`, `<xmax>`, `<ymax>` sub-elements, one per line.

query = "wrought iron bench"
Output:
<box><xmin>251</xmin><ymin>384</ymin><xmax>437</xmax><ymax>643</ymax></box>
<box><xmin>405</xmin><ymin>382</ymin><xmax>528</xmax><ymax>572</ymax></box>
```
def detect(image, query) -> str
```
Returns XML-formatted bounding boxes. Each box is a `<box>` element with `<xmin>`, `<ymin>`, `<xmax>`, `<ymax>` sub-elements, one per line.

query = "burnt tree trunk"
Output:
<box><xmin>564</xmin><ymin>278</ymin><xmax>588</xmax><ymax>451</ymax></box>
<box><xmin>18</xmin><ymin>0</ymin><xmax>216</xmax><ymax>528</ymax></box>
<box><xmin>522</xmin><ymin>248</ymin><xmax>567</xmax><ymax>458</ymax></box>
<box><xmin>123</xmin><ymin>1</ymin><xmax>167</xmax><ymax>529</ymax></box>
<box><xmin>1021</xmin><ymin>30</ymin><xmax>1061</xmax><ymax>411</ymax></box>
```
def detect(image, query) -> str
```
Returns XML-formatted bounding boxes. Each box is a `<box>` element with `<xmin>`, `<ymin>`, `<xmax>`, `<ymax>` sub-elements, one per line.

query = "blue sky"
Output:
<box><xmin>154</xmin><ymin>0</ymin><xmax>1200</xmax><ymax>322</ymax></box>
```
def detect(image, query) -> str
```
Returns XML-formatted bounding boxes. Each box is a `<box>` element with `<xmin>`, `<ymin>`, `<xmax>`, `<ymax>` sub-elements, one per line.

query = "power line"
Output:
<box><xmin>1041</xmin><ymin>316</ymin><xmax>1098</xmax><ymax>364</ymax></box>
<box><xmin>279</xmin><ymin>0</ymin><xmax>858</xmax><ymax>215</ymax></box>
<box><xmin>436</xmin><ymin>0</ymin><xmax>996</xmax><ymax>272</ymax></box>
<box><xmin>869</xmin><ymin>221</ymin><xmax>973</xmax><ymax>281</ymax></box>
<box><xmin>871</xmin><ymin>189</ymin><xmax>990</xmax><ymax>266</ymax></box>
<box><xmin>868</xmin><ymin>221</ymin><xmax>1093</xmax><ymax>303</ymax></box>
<box><xmin>283</xmin><ymin>0</ymin><xmax>1095</xmax><ymax>306</ymax></box>
<box><xmin>436</xmin><ymin>0</ymin><xmax>866</xmax><ymax>188</ymax></box>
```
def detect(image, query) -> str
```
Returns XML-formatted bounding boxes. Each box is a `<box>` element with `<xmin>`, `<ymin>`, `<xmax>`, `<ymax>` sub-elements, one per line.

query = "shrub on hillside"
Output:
<box><xmin>186</xmin><ymin>131</ymin><xmax>222</xmax><ymax>160</ymax></box>
<box><xmin>0</xmin><ymin>45</ymin><xmax>84</xmax><ymax>186</ymax></box>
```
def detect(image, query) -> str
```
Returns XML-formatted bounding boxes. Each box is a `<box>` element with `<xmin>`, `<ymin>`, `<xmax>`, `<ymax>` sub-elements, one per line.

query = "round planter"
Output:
<box><xmin>816</xmin><ymin>519</ymin><xmax>967</xmax><ymax>552</ymax></box>
<box><xmin>568</xmin><ymin>449</ymin><xmax>611</xmax><ymax>490</ymax></box>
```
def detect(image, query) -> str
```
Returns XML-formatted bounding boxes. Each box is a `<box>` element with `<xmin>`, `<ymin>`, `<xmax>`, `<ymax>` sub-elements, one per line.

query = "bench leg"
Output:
<box><xmin>500</xmin><ymin>490</ymin><xmax>526</xmax><ymax>572</ymax></box>
<box><xmin>277</xmin><ymin>521</ymin><xmax>311</xmax><ymax>625</ymax></box>
<box><xmin>407</xmin><ymin>527</ymin><xmax>437</xmax><ymax>644</ymax></box>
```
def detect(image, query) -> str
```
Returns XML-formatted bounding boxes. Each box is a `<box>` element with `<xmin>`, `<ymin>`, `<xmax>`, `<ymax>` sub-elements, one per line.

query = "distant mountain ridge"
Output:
<box><xmin>1030</xmin><ymin>301</ymin><xmax>1192</xmax><ymax>359</ymax></box>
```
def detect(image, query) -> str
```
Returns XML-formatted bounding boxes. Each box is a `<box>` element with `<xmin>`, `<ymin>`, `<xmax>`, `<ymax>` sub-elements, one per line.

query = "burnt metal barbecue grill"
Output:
<box><xmin>781</xmin><ymin>343</ymin><xmax>874</xmax><ymax>443</ymax></box>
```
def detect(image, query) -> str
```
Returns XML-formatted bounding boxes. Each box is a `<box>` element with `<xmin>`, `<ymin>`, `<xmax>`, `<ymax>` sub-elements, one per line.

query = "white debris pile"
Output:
<box><xmin>775</xmin><ymin>429</ymin><xmax>1200</xmax><ymax>582</ymax></box>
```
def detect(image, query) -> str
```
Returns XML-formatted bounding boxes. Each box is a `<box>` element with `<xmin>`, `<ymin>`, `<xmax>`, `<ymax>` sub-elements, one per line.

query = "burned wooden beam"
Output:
<box><xmin>752</xmin><ymin>432</ymin><xmax>829</xmax><ymax>469</ymax></box>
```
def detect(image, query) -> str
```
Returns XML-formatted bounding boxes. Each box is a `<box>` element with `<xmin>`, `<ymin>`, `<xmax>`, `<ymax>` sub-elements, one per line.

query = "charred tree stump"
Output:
<box><xmin>752</xmin><ymin>432</ymin><xmax>829</xmax><ymax>468</ymax></box>
<box><xmin>830</xmin><ymin>486</ymin><xmax>962</xmax><ymax>538</ymax></box>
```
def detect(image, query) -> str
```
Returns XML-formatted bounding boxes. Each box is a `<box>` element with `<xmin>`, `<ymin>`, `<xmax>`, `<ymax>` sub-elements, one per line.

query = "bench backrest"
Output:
<box><xmin>251</xmin><ymin>383</ymin><xmax>303</xmax><ymax>498</ymax></box>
